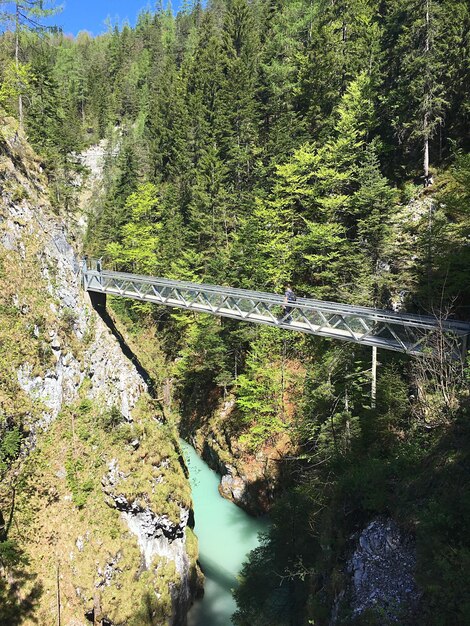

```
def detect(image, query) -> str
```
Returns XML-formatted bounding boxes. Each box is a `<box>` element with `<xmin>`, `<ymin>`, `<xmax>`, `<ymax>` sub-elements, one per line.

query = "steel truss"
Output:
<box><xmin>82</xmin><ymin>260</ymin><xmax>470</xmax><ymax>358</ymax></box>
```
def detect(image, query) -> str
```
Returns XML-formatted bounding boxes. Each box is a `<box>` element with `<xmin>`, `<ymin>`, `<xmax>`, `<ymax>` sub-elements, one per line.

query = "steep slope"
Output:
<box><xmin>0</xmin><ymin>120</ymin><xmax>201</xmax><ymax>625</ymax></box>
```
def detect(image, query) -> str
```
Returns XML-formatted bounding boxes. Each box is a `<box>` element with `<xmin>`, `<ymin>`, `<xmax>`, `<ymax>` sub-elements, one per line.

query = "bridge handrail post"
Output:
<box><xmin>81</xmin><ymin>257</ymin><xmax>88</xmax><ymax>290</ymax></box>
<box><xmin>96</xmin><ymin>257</ymin><xmax>103</xmax><ymax>288</ymax></box>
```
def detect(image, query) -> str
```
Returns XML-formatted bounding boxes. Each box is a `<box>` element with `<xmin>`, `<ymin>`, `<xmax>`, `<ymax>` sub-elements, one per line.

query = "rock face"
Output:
<box><xmin>333</xmin><ymin>518</ymin><xmax>421</xmax><ymax>624</ymax></box>
<box><xmin>216</xmin><ymin>452</ymin><xmax>279</xmax><ymax>515</ymax></box>
<box><xmin>78</xmin><ymin>140</ymin><xmax>108</xmax><ymax>181</ymax></box>
<box><xmin>196</xmin><ymin>427</ymin><xmax>282</xmax><ymax>515</ymax></box>
<box><xmin>102</xmin><ymin>458</ymin><xmax>195</xmax><ymax>622</ymax></box>
<box><xmin>102</xmin><ymin>459</ymin><xmax>190</xmax><ymax>568</ymax></box>
<box><xmin>11</xmin><ymin>192</ymin><xmax>146</xmax><ymax>428</ymax></box>
<box><xmin>184</xmin><ymin>398</ymin><xmax>285</xmax><ymax>515</ymax></box>
<box><xmin>220</xmin><ymin>465</ymin><xmax>247</xmax><ymax>505</ymax></box>
<box><xmin>0</xmin><ymin>124</ymin><xmax>198</xmax><ymax>624</ymax></box>
<box><xmin>85</xmin><ymin>319</ymin><xmax>147</xmax><ymax>420</ymax></box>
<box><xmin>74</xmin><ymin>137</ymin><xmax>115</xmax><ymax>234</ymax></box>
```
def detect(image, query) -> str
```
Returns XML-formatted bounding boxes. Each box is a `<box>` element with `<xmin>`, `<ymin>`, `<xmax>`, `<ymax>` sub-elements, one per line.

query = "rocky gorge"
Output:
<box><xmin>0</xmin><ymin>120</ymin><xmax>201</xmax><ymax>624</ymax></box>
<box><xmin>0</xmin><ymin>121</ymin><xmax>436</xmax><ymax>626</ymax></box>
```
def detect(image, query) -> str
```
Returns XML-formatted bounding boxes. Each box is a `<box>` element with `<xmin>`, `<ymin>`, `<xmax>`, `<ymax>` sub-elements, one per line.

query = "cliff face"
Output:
<box><xmin>183</xmin><ymin>398</ymin><xmax>289</xmax><ymax>515</ymax></box>
<box><xmin>331</xmin><ymin>518</ymin><xmax>421</xmax><ymax>625</ymax></box>
<box><xmin>0</xmin><ymin>121</ymin><xmax>200</xmax><ymax>624</ymax></box>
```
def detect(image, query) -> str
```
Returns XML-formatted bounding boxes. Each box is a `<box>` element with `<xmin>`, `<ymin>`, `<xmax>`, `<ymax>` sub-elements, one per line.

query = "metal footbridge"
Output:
<box><xmin>82</xmin><ymin>260</ymin><xmax>470</xmax><ymax>358</ymax></box>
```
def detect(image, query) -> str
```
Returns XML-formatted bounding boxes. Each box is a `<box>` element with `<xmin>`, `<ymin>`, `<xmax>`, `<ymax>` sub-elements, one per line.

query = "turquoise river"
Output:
<box><xmin>181</xmin><ymin>440</ymin><xmax>268</xmax><ymax>626</ymax></box>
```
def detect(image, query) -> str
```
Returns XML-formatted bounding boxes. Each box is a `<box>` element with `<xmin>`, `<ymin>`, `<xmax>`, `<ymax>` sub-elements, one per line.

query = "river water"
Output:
<box><xmin>180</xmin><ymin>440</ymin><xmax>267</xmax><ymax>626</ymax></box>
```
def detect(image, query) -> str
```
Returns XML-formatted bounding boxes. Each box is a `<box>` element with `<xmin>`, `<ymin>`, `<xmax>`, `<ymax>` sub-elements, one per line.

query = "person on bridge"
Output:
<box><xmin>281</xmin><ymin>284</ymin><xmax>297</xmax><ymax>322</ymax></box>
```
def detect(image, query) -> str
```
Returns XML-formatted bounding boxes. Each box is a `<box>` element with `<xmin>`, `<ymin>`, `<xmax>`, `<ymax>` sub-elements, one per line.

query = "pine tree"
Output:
<box><xmin>255</xmin><ymin>0</ymin><xmax>311</xmax><ymax>167</ymax></box>
<box><xmin>381</xmin><ymin>0</ymin><xmax>449</xmax><ymax>178</ymax></box>
<box><xmin>218</xmin><ymin>0</ymin><xmax>260</xmax><ymax>204</ymax></box>
<box><xmin>0</xmin><ymin>0</ymin><xmax>60</xmax><ymax>125</ymax></box>
<box><xmin>91</xmin><ymin>142</ymin><xmax>140</xmax><ymax>255</ymax></box>
<box><xmin>106</xmin><ymin>182</ymin><xmax>162</xmax><ymax>275</ymax></box>
<box><xmin>351</xmin><ymin>144</ymin><xmax>398</xmax><ymax>305</ymax></box>
<box><xmin>297</xmin><ymin>0</ymin><xmax>382</xmax><ymax>137</ymax></box>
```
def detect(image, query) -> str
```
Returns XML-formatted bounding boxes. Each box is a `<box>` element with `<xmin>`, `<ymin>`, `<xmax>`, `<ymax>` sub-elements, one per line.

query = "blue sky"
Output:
<box><xmin>55</xmin><ymin>1</ymin><xmax>180</xmax><ymax>36</ymax></box>
<box><xmin>26</xmin><ymin>0</ymin><xmax>179</xmax><ymax>37</ymax></box>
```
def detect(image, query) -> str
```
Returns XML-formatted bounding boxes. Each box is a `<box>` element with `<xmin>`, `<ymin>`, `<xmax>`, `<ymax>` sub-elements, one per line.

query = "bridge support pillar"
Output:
<box><xmin>89</xmin><ymin>290</ymin><xmax>107</xmax><ymax>313</ymax></box>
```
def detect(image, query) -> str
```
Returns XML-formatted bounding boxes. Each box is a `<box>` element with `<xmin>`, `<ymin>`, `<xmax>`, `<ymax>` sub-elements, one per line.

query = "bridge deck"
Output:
<box><xmin>82</xmin><ymin>262</ymin><xmax>470</xmax><ymax>357</ymax></box>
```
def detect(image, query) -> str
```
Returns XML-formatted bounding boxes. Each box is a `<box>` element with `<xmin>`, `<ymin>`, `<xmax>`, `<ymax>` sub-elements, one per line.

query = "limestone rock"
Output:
<box><xmin>332</xmin><ymin>517</ymin><xmax>421</xmax><ymax>624</ymax></box>
<box><xmin>1</xmin><ymin>130</ymin><xmax>198</xmax><ymax>625</ymax></box>
<box><xmin>220</xmin><ymin>466</ymin><xmax>247</xmax><ymax>503</ymax></box>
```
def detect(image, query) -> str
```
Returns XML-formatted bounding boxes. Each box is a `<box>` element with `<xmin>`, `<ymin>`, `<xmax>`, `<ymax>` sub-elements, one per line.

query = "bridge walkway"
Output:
<box><xmin>82</xmin><ymin>260</ymin><xmax>470</xmax><ymax>358</ymax></box>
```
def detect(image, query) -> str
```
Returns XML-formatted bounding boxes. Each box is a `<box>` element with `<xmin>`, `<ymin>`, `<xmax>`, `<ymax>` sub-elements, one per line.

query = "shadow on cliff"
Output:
<box><xmin>88</xmin><ymin>292</ymin><xmax>156</xmax><ymax>397</ymax></box>
<box><xmin>88</xmin><ymin>293</ymin><xmax>191</xmax><ymax>479</ymax></box>
<box><xmin>0</xmin><ymin>568</ymin><xmax>43</xmax><ymax>625</ymax></box>
<box><xmin>0</xmin><ymin>495</ymin><xmax>43</xmax><ymax>624</ymax></box>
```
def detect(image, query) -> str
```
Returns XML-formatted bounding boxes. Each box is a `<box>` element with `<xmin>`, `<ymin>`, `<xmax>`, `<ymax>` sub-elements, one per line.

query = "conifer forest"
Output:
<box><xmin>0</xmin><ymin>0</ymin><xmax>470</xmax><ymax>624</ymax></box>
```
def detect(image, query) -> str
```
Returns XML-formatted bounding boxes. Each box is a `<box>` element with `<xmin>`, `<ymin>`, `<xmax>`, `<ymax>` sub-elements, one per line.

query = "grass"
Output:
<box><xmin>11</xmin><ymin>384</ymin><xmax>196</xmax><ymax>624</ymax></box>
<box><xmin>0</xmin><ymin>173</ymin><xmax>198</xmax><ymax>624</ymax></box>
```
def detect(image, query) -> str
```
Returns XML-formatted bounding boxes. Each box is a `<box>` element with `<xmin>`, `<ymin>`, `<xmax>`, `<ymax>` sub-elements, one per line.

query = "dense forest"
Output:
<box><xmin>1</xmin><ymin>0</ymin><xmax>470</xmax><ymax>624</ymax></box>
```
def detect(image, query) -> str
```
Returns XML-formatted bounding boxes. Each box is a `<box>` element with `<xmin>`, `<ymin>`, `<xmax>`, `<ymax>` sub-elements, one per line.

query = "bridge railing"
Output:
<box><xmin>81</xmin><ymin>260</ymin><xmax>470</xmax><ymax>358</ymax></box>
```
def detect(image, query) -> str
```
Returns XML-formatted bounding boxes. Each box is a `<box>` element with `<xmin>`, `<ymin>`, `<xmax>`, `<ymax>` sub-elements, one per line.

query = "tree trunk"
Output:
<box><xmin>0</xmin><ymin>510</ymin><xmax>6</xmax><ymax>542</ymax></box>
<box><xmin>93</xmin><ymin>591</ymin><xmax>102</xmax><ymax>626</ymax></box>
<box><xmin>423</xmin><ymin>116</ymin><xmax>429</xmax><ymax>179</ymax></box>
<box><xmin>371</xmin><ymin>346</ymin><xmax>377</xmax><ymax>408</ymax></box>
<box><xmin>423</xmin><ymin>0</ymin><xmax>430</xmax><ymax>179</ymax></box>
<box><xmin>56</xmin><ymin>563</ymin><xmax>61</xmax><ymax>626</ymax></box>
<box><xmin>15</xmin><ymin>3</ymin><xmax>23</xmax><ymax>127</ymax></box>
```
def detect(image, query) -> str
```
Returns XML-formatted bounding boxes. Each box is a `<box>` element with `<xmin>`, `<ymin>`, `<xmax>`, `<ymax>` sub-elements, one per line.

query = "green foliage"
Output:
<box><xmin>381</xmin><ymin>0</ymin><xmax>453</xmax><ymax>175</ymax></box>
<box><xmin>352</xmin><ymin>145</ymin><xmax>399</xmax><ymax>304</ymax></box>
<box><xmin>236</xmin><ymin>371</ymin><xmax>286</xmax><ymax>450</ymax></box>
<box><xmin>65</xmin><ymin>455</ymin><xmax>94</xmax><ymax>508</ymax></box>
<box><xmin>0</xmin><ymin>423</ymin><xmax>22</xmax><ymax>482</ymax></box>
<box><xmin>106</xmin><ymin>182</ymin><xmax>162</xmax><ymax>275</ymax></box>
<box><xmin>100</xmin><ymin>406</ymin><xmax>125</xmax><ymax>432</ymax></box>
<box><xmin>0</xmin><ymin>539</ymin><xmax>25</xmax><ymax>568</ymax></box>
<box><xmin>0</xmin><ymin>1</ymin><xmax>469</xmax><ymax>623</ymax></box>
<box><xmin>295</xmin><ymin>220</ymin><xmax>353</xmax><ymax>300</ymax></box>
<box><xmin>0</xmin><ymin>61</ymin><xmax>30</xmax><ymax>113</ymax></box>
<box><xmin>174</xmin><ymin>315</ymin><xmax>232</xmax><ymax>408</ymax></box>
<box><xmin>235</xmin><ymin>329</ymin><xmax>289</xmax><ymax>449</ymax></box>
<box><xmin>418</xmin><ymin>152</ymin><xmax>470</xmax><ymax>307</ymax></box>
<box><xmin>233</xmin><ymin>488</ymin><xmax>317</xmax><ymax>626</ymax></box>
<box><xmin>411</xmin><ymin>418</ymin><xmax>470</xmax><ymax>625</ymax></box>
<box><xmin>0</xmin><ymin>427</ymin><xmax>21</xmax><ymax>470</ymax></box>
